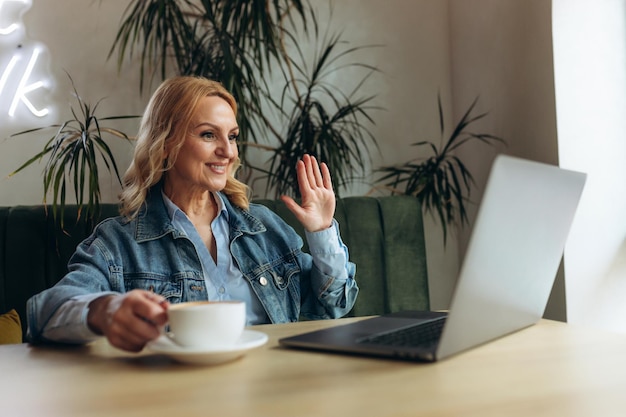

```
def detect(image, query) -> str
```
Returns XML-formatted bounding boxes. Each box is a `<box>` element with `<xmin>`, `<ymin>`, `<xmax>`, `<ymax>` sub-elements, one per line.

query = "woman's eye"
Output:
<box><xmin>197</xmin><ymin>131</ymin><xmax>238</xmax><ymax>142</ymax></box>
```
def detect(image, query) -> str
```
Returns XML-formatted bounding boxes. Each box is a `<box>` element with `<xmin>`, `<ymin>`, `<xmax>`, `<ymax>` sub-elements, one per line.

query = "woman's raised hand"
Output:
<box><xmin>281</xmin><ymin>154</ymin><xmax>336</xmax><ymax>232</ymax></box>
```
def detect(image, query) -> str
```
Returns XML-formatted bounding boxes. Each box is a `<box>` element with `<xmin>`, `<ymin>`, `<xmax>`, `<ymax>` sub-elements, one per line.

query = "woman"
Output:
<box><xmin>27</xmin><ymin>76</ymin><xmax>358</xmax><ymax>352</ymax></box>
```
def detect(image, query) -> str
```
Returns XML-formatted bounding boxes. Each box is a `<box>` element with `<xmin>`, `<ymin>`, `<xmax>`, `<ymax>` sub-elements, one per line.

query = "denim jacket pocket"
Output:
<box><xmin>122</xmin><ymin>273</ymin><xmax>183</xmax><ymax>302</ymax></box>
<box><xmin>260</xmin><ymin>259</ymin><xmax>300</xmax><ymax>291</ymax></box>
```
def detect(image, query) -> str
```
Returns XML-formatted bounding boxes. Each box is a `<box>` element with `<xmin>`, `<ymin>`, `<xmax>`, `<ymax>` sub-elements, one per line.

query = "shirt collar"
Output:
<box><xmin>161</xmin><ymin>188</ymin><xmax>228</xmax><ymax>222</ymax></box>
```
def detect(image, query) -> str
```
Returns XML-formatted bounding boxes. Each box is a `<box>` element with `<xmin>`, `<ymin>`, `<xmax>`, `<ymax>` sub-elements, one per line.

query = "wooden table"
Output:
<box><xmin>2</xmin><ymin>318</ymin><xmax>626</xmax><ymax>417</ymax></box>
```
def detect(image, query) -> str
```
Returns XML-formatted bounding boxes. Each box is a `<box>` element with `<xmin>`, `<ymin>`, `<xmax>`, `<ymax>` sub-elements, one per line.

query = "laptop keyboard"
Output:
<box><xmin>357</xmin><ymin>317</ymin><xmax>446</xmax><ymax>348</ymax></box>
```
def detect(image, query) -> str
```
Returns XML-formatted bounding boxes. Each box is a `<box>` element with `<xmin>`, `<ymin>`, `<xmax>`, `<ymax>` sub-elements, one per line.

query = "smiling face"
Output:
<box><xmin>164</xmin><ymin>95</ymin><xmax>239</xmax><ymax>197</ymax></box>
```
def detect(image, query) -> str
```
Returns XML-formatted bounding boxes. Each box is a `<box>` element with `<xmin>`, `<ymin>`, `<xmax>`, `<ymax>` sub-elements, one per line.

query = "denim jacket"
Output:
<box><xmin>27</xmin><ymin>189</ymin><xmax>358</xmax><ymax>343</ymax></box>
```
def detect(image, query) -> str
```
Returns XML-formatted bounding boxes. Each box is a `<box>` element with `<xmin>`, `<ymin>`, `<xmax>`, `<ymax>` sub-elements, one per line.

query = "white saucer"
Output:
<box><xmin>146</xmin><ymin>330</ymin><xmax>268</xmax><ymax>365</ymax></box>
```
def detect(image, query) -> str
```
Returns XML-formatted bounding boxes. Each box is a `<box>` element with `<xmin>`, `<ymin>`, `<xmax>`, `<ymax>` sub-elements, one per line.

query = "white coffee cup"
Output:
<box><xmin>166</xmin><ymin>300</ymin><xmax>246</xmax><ymax>349</ymax></box>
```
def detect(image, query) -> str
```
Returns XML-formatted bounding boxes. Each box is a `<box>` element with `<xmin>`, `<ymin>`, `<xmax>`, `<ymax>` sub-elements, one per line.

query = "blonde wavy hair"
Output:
<box><xmin>119</xmin><ymin>76</ymin><xmax>250</xmax><ymax>219</ymax></box>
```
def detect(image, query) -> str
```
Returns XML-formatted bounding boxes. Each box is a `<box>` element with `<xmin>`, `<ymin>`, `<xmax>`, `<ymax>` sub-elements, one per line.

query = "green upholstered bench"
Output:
<box><xmin>0</xmin><ymin>196</ymin><xmax>429</xmax><ymax>340</ymax></box>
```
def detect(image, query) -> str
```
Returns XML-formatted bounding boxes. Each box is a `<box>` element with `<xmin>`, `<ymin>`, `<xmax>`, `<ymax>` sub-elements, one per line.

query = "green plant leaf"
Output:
<box><xmin>107</xmin><ymin>0</ymin><xmax>380</xmax><ymax>197</ymax></box>
<box><xmin>375</xmin><ymin>96</ymin><xmax>506</xmax><ymax>243</ymax></box>
<box><xmin>6</xmin><ymin>74</ymin><xmax>138</xmax><ymax>230</ymax></box>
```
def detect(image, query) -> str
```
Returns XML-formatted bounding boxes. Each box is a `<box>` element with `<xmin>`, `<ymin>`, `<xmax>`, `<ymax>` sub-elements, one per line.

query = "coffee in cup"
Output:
<box><xmin>166</xmin><ymin>300</ymin><xmax>246</xmax><ymax>349</ymax></box>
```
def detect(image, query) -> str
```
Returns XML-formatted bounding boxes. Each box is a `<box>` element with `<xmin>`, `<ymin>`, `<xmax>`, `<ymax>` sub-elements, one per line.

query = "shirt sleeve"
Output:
<box><xmin>41</xmin><ymin>292</ymin><xmax>117</xmax><ymax>344</ymax></box>
<box><xmin>304</xmin><ymin>219</ymin><xmax>350</xmax><ymax>280</ymax></box>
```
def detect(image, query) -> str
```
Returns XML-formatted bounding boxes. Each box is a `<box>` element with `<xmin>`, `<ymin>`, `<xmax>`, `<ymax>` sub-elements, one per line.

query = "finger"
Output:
<box><xmin>110</xmin><ymin>293</ymin><xmax>166</xmax><ymax>346</ymax></box>
<box><xmin>310</xmin><ymin>156</ymin><xmax>324</xmax><ymax>187</ymax></box>
<box><xmin>104</xmin><ymin>311</ymin><xmax>154</xmax><ymax>352</ymax></box>
<box><xmin>107</xmin><ymin>321</ymin><xmax>150</xmax><ymax>352</ymax></box>
<box><xmin>142</xmin><ymin>290</ymin><xmax>167</xmax><ymax>305</ymax></box>
<box><xmin>295</xmin><ymin>159</ymin><xmax>310</xmax><ymax>195</ymax></box>
<box><xmin>134</xmin><ymin>292</ymin><xmax>169</xmax><ymax>327</ymax></box>
<box><xmin>320</xmin><ymin>162</ymin><xmax>332</xmax><ymax>190</ymax></box>
<box><xmin>303</xmin><ymin>155</ymin><xmax>319</xmax><ymax>188</ymax></box>
<box><xmin>280</xmin><ymin>195</ymin><xmax>304</xmax><ymax>219</ymax></box>
<box><xmin>135</xmin><ymin>305</ymin><xmax>169</xmax><ymax>329</ymax></box>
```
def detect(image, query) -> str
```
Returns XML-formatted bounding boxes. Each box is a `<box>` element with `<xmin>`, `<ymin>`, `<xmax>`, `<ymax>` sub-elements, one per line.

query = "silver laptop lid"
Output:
<box><xmin>437</xmin><ymin>155</ymin><xmax>586</xmax><ymax>359</ymax></box>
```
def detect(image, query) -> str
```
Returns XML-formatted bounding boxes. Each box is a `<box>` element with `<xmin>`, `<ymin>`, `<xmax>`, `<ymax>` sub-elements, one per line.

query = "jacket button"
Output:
<box><xmin>259</xmin><ymin>277</ymin><xmax>268</xmax><ymax>286</ymax></box>
<box><xmin>276</xmin><ymin>276</ymin><xmax>284</xmax><ymax>284</ymax></box>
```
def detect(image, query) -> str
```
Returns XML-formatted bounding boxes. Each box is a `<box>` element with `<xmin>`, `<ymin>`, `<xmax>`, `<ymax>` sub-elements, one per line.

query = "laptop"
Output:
<box><xmin>279</xmin><ymin>155</ymin><xmax>587</xmax><ymax>362</ymax></box>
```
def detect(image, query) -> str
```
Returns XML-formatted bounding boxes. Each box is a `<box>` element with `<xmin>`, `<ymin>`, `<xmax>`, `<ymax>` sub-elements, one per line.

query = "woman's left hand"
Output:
<box><xmin>281</xmin><ymin>154</ymin><xmax>336</xmax><ymax>232</ymax></box>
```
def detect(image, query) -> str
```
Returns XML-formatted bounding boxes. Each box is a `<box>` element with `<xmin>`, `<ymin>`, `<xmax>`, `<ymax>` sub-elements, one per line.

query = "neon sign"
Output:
<box><xmin>0</xmin><ymin>0</ymin><xmax>53</xmax><ymax>121</ymax></box>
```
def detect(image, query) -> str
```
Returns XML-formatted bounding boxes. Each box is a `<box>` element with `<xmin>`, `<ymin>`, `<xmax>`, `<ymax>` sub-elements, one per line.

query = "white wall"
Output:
<box><xmin>447</xmin><ymin>0</ymin><xmax>626</xmax><ymax>331</ymax></box>
<box><xmin>448</xmin><ymin>0</ymin><xmax>563</xmax><ymax>317</ymax></box>
<box><xmin>306</xmin><ymin>0</ymin><xmax>460</xmax><ymax>310</ymax></box>
<box><xmin>0</xmin><ymin>0</ymin><xmax>146</xmax><ymax>205</ymax></box>
<box><xmin>553</xmin><ymin>0</ymin><xmax>626</xmax><ymax>333</ymax></box>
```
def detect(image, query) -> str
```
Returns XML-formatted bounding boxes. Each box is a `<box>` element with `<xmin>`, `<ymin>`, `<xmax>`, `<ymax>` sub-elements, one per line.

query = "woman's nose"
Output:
<box><xmin>216</xmin><ymin>137</ymin><xmax>236</xmax><ymax>158</ymax></box>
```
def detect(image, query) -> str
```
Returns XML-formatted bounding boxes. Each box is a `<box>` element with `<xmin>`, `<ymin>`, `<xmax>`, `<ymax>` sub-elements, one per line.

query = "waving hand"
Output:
<box><xmin>280</xmin><ymin>154</ymin><xmax>336</xmax><ymax>232</ymax></box>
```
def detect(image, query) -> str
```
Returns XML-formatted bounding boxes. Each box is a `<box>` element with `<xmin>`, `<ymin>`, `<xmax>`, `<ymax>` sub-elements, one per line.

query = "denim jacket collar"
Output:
<box><xmin>134</xmin><ymin>186</ymin><xmax>266</xmax><ymax>242</ymax></box>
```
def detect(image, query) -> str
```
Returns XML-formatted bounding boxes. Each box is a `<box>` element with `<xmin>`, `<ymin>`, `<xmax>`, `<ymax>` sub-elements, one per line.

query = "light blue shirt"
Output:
<box><xmin>162</xmin><ymin>192</ymin><xmax>270</xmax><ymax>324</ymax></box>
<box><xmin>162</xmin><ymin>191</ymin><xmax>350</xmax><ymax>325</ymax></box>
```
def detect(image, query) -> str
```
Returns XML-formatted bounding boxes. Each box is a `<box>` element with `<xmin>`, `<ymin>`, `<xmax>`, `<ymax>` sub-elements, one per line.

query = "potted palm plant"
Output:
<box><xmin>109</xmin><ymin>0</ymin><xmax>380</xmax><ymax>197</ymax></box>
<box><xmin>6</xmin><ymin>0</ymin><xmax>378</xmax><ymax>228</ymax></box>
<box><xmin>7</xmin><ymin>75</ymin><xmax>137</xmax><ymax>228</ymax></box>
<box><xmin>251</xmin><ymin>31</ymin><xmax>380</xmax><ymax>197</ymax></box>
<box><xmin>375</xmin><ymin>96</ymin><xmax>505</xmax><ymax>242</ymax></box>
<box><xmin>7</xmin><ymin>0</ymin><xmax>500</xmax><ymax>241</ymax></box>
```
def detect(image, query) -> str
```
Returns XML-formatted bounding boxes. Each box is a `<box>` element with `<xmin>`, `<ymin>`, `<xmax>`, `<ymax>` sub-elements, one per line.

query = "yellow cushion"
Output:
<box><xmin>0</xmin><ymin>309</ymin><xmax>23</xmax><ymax>344</ymax></box>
